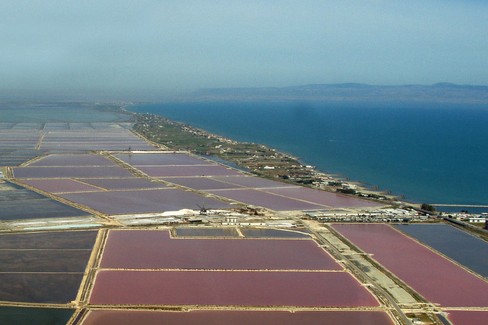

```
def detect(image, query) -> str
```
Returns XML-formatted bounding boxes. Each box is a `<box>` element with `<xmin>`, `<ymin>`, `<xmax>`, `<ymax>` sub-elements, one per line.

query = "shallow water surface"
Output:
<box><xmin>395</xmin><ymin>224</ymin><xmax>488</xmax><ymax>277</ymax></box>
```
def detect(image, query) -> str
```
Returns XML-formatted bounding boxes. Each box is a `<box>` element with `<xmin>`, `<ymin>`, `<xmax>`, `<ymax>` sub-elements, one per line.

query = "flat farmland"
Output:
<box><xmin>100</xmin><ymin>230</ymin><xmax>340</xmax><ymax>270</ymax></box>
<box><xmin>81</xmin><ymin>310</ymin><xmax>393</xmax><ymax>325</ymax></box>
<box><xmin>331</xmin><ymin>224</ymin><xmax>488</xmax><ymax>307</ymax></box>
<box><xmin>89</xmin><ymin>270</ymin><xmax>378</xmax><ymax>307</ymax></box>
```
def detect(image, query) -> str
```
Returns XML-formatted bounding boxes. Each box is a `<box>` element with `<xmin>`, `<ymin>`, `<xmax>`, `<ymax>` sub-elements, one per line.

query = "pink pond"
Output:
<box><xmin>137</xmin><ymin>165</ymin><xmax>242</xmax><ymax>177</ymax></box>
<box><xmin>331</xmin><ymin>224</ymin><xmax>488</xmax><ymax>307</ymax></box>
<box><xmin>207</xmin><ymin>189</ymin><xmax>324</xmax><ymax>210</ymax></box>
<box><xmin>79</xmin><ymin>178</ymin><xmax>168</xmax><ymax>190</ymax></box>
<box><xmin>20</xmin><ymin>179</ymin><xmax>101</xmax><ymax>193</ymax></box>
<box><xmin>265</xmin><ymin>187</ymin><xmax>381</xmax><ymax>208</ymax></box>
<box><xmin>41</xmin><ymin>142</ymin><xmax>154</xmax><ymax>151</ymax></box>
<box><xmin>447</xmin><ymin>310</ymin><xmax>488</xmax><ymax>325</ymax></box>
<box><xmin>214</xmin><ymin>176</ymin><xmax>298</xmax><ymax>189</ymax></box>
<box><xmin>82</xmin><ymin>310</ymin><xmax>394</xmax><ymax>325</ymax></box>
<box><xmin>40</xmin><ymin>130</ymin><xmax>155</xmax><ymax>150</ymax></box>
<box><xmin>27</xmin><ymin>154</ymin><xmax>115</xmax><ymax>167</ymax></box>
<box><xmin>114</xmin><ymin>153</ymin><xmax>213</xmax><ymax>166</ymax></box>
<box><xmin>59</xmin><ymin>189</ymin><xmax>231</xmax><ymax>215</ymax></box>
<box><xmin>89</xmin><ymin>270</ymin><xmax>378</xmax><ymax>307</ymax></box>
<box><xmin>161</xmin><ymin>177</ymin><xmax>242</xmax><ymax>190</ymax></box>
<box><xmin>13</xmin><ymin>166</ymin><xmax>133</xmax><ymax>178</ymax></box>
<box><xmin>42</xmin><ymin>129</ymin><xmax>139</xmax><ymax>138</ymax></box>
<box><xmin>101</xmin><ymin>230</ymin><xmax>340</xmax><ymax>270</ymax></box>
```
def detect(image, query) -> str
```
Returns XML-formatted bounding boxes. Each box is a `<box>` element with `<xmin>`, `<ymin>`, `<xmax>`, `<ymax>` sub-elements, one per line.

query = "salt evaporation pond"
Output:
<box><xmin>332</xmin><ymin>224</ymin><xmax>488</xmax><ymax>307</ymax></box>
<box><xmin>0</xmin><ymin>306</ymin><xmax>73</xmax><ymax>325</ymax></box>
<box><xmin>396</xmin><ymin>224</ymin><xmax>488</xmax><ymax>277</ymax></box>
<box><xmin>175</xmin><ymin>227</ymin><xmax>239</xmax><ymax>237</ymax></box>
<box><xmin>82</xmin><ymin>310</ymin><xmax>394</xmax><ymax>325</ymax></box>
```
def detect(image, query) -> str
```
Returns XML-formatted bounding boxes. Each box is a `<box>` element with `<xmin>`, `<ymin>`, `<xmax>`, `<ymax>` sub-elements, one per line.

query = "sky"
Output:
<box><xmin>1</xmin><ymin>0</ymin><xmax>487</xmax><ymax>95</ymax></box>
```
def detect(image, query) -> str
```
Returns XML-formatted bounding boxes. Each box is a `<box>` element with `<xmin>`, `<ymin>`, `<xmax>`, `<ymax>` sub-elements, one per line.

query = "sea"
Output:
<box><xmin>130</xmin><ymin>100</ymin><xmax>488</xmax><ymax>212</ymax></box>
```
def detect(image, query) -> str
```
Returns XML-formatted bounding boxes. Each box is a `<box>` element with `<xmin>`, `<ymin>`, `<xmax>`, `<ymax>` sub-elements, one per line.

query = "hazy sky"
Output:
<box><xmin>1</xmin><ymin>0</ymin><xmax>487</xmax><ymax>93</ymax></box>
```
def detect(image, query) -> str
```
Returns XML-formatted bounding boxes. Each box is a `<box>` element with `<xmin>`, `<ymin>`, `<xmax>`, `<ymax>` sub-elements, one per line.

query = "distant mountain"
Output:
<box><xmin>192</xmin><ymin>83</ymin><xmax>488</xmax><ymax>104</ymax></box>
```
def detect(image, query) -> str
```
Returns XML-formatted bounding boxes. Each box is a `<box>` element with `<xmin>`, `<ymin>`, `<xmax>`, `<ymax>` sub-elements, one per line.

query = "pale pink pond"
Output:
<box><xmin>20</xmin><ymin>179</ymin><xmax>101</xmax><ymax>193</ymax></box>
<box><xmin>115</xmin><ymin>153</ymin><xmax>213</xmax><ymax>166</ymax></box>
<box><xmin>90</xmin><ymin>270</ymin><xmax>378</xmax><ymax>307</ymax></box>
<box><xmin>82</xmin><ymin>310</ymin><xmax>393</xmax><ymax>325</ymax></box>
<box><xmin>60</xmin><ymin>189</ymin><xmax>231</xmax><ymax>215</ymax></box>
<box><xmin>80</xmin><ymin>178</ymin><xmax>168</xmax><ymax>190</ymax></box>
<box><xmin>137</xmin><ymin>165</ymin><xmax>242</xmax><ymax>177</ymax></box>
<box><xmin>13</xmin><ymin>166</ymin><xmax>133</xmax><ymax>178</ymax></box>
<box><xmin>214</xmin><ymin>176</ymin><xmax>298</xmax><ymax>189</ymax></box>
<box><xmin>101</xmin><ymin>230</ymin><xmax>340</xmax><ymax>270</ymax></box>
<box><xmin>265</xmin><ymin>187</ymin><xmax>381</xmax><ymax>208</ymax></box>
<box><xmin>207</xmin><ymin>189</ymin><xmax>324</xmax><ymax>210</ymax></box>
<box><xmin>446</xmin><ymin>310</ymin><xmax>488</xmax><ymax>325</ymax></box>
<box><xmin>331</xmin><ymin>224</ymin><xmax>488</xmax><ymax>307</ymax></box>
<box><xmin>161</xmin><ymin>177</ymin><xmax>242</xmax><ymax>190</ymax></box>
<box><xmin>27</xmin><ymin>154</ymin><xmax>115</xmax><ymax>167</ymax></box>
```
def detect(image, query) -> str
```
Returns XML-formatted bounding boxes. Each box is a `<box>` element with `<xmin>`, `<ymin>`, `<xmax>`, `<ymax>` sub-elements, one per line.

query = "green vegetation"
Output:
<box><xmin>420</xmin><ymin>203</ymin><xmax>436</xmax><ymax>212</ymax></box>
<box><xmin>337</xmin><ymin>188</ymin><xmax>357</xmax><ymax>195</ymax></box>
<box><xmin>133</xmin><ymin>113</ymin><xmax>318</xmax><ymax>181</ymax></box>
<box><xmin>131</xmin><ymin>112</ymin><xmax>393</xmax><ymax>204</ymax></box>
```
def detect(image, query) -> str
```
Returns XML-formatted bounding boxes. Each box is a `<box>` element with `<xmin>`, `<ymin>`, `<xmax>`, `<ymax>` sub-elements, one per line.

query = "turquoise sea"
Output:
<box><xmin>131</xmin><ymin>101</ymin><xmax>488</xmax><ymax>210</ymax></box>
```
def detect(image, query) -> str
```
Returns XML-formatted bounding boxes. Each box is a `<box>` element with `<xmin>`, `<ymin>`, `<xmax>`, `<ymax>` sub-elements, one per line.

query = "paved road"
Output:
<box><xmin>303</xmin><ymin>220</ymin><xmax>412</xmax><ymax>325</ymax></box>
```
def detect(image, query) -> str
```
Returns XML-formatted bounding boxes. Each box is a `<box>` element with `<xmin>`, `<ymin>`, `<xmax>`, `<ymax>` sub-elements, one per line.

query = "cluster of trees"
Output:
<box><xmin>421</xmin><ymin>203</ymin><xmax>436</xmax><ymax>212</ymax></box>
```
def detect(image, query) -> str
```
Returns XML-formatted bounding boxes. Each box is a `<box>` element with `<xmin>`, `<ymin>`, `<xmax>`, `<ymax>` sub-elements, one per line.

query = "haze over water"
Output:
<box><xmin>132</xmin><ymin>101</ymin><xmax>488</xmax><ymax>209</ymax></box>
<box><xmin>2</xmin><ymin>1</ymin><xmax>487</xmax><ymax>209</ymax></box>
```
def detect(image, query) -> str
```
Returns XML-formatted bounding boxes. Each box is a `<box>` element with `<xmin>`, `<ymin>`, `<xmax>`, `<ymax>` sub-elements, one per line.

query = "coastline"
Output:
<box><xmin>130</xmin><ymin>100</ymin><xmax>488</xmax><ymax>208</ymax></box>
<box><xmin>121</xmin><ymin>105</ymin><xmax>406</xmax><ymax>208</ymax></box>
